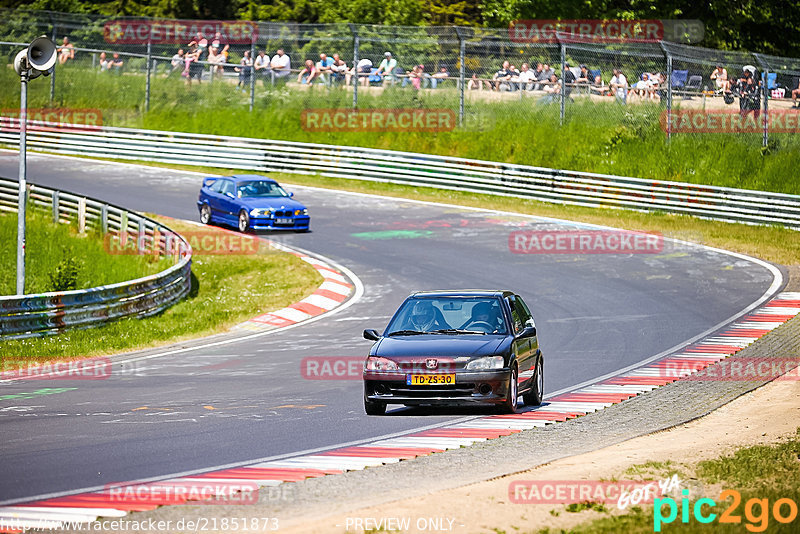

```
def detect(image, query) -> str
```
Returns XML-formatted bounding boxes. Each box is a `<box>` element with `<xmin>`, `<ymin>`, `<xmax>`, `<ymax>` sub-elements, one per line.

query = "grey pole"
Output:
<box><xmin>560</xmin><ymin>41</ymin><xmax>566</xmax><ymax>126</ymax></box>
<box><xmin>459</xmin><ymin>33</ymin><xmax>465</xmax><ymax>128</ymax></box>
<box><xmin>145</xmin><ymin>40</ymin><xmax>152</xmax><ymax>112</ymax></box>
<box><xmin>666</xmin><ymin>53</ymin><xmax>673</xmax><ymax>142</ymax></box>
<box><xmin>350</xmin><ymin>24</ymin><xmax>359</xmax><ymax>110</ymax></box>
<box><xmin>249</xmin><ymin>37</ymin><xmax>256</xmax><ymax>112</ymax></box>
<box><xmin>762</xmin><ymin>69</ymin><xmax>769</xmax><ymax>148</ymax></box>
<box><xmin>50</xmin><ymin>25</ymin><xmax>56</xmax><ymax>105</ymax></box>
<box><xmin>17</xmin><ymin>70</ymin><xmax>29</xmax><ymax>295</ymax></box>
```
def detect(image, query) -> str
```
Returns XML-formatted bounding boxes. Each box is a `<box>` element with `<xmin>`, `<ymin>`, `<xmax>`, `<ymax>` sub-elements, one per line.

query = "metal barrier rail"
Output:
<box><xmin>1</xmin><ymin>120</ymin><xmax>799</xmax><ymax>229</ymax></box>
<box><xmin>0</xmin><ymin>176</ymin><xmax>192</xmax><ymax>339</ymax></box>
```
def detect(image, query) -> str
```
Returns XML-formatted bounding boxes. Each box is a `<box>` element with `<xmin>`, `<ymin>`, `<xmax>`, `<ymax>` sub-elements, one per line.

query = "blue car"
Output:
<box><xmin>197</xmin><ymin>174</ymin><xmax>310</xmax><ymax>232</ymax></box>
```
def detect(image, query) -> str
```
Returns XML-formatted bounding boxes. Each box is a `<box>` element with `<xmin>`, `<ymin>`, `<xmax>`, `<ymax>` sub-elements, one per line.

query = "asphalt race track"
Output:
<box><xmin>0</xmin><ymin>151</ymin><xmax>781</xmax><ymax>504</ymax></box>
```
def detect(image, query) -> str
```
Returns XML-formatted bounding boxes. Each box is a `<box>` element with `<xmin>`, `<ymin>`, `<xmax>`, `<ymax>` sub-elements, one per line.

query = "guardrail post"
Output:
<box><xmin>349</xmin><ymin>24</ymin><xmax>359</xmax><ymax>110</ymax></box>
<box><xmin>762</xmin><ymin>67</ymin><xmax>769</xmax><ymax>148</ymax></box>
<box><xmin>145</xmin><ymin>40</ymin><xmax>152</xmax><ymax>112</ymax></box>
<box><xmin>249</xmin><ymin>36</ymin><xmax>256</xmax><ymax>112</ymax></box>
<box><xmin>100</xmin><ymin>204</ymin><xmax>108</xmax><ymax>234</ymax></box>
<box><xmin>455</xmin><ymin>27</ymin><xmax>466</xmax><ymax>128</ymax></box>
<box><xmin>661</xmin><ymin>44</ymin><xmax>673</xmax><ymax>143</ymax></box>
<box><xmin>52</xmin><ymin>190</ymin><xmax>59</xmax><ymax>223</ymax></box>
<box><xmin>137</xmin><ymin>218</ymin><xmax>146</xmax><ymax>254</ymax></box>
<box><xmin>120</xmin><ymin>211</ymin><xmax>128</xmax><ymax>246</ymax></box>
<box><xmin>78</xmin><ymin>197</ymin><xmax>86</xmax><ymax>234</ymax></box>
<box><xmin>559</xmin><ymin>40</ymin><xmax>566</xmax><ymax>126</ymax></box>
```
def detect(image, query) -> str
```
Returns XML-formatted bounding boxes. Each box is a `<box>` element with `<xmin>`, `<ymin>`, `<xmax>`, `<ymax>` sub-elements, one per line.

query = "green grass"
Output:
<box><xmin>0</xmin><ymin>211</ymin><xmax>171</xmax><ymax>295</ymax></box>
<box><xmin>4</xmin><ymin>63</ymin><xmax>800</xmax><ymax>195</ymax></box>
<box><xmin>0</xmin><ymin>217</ymin><xmax>323</xmax><ymax>363</ymax></box>
<box><xmin>537</xmin><ymin>429</ymin><xmax>800</xmax><ymax>533</ymax></box>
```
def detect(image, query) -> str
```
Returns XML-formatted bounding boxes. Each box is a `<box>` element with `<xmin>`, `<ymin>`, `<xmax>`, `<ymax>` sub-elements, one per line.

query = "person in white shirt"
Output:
<box><xmin>270</xmin><ymin>49</ymin><xmax>291</xmax><ymax>84</ymax></box>
<box><xmin>516</xmin><ymin>63</ymin><xmax>537</xmax><ymax>91</ymax></box>
<box><xmin>610</xmin><ymin>68</ymin><xmax>628</xmax><ymax>103</ymax></box>
<box><xmin>254</xmin><ymin>50</ymin><xmax>270</xmax><ymax>86</ymax></box>
<box><xmin>347</xmin><ymin>57</ymin><xmax>372</xmax><ymax>86</ymax></box>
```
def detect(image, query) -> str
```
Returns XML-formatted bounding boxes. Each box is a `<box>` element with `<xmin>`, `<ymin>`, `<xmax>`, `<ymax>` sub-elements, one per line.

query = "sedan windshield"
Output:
<box><xmin>385</xmin><ymin>297</ymin><xmax>507</xmax><ymax>335</ymax></box>
<box><xmin>237</xmin><ymin>180</ymin><xmax>289</xmax><ymax>198</ymax></box>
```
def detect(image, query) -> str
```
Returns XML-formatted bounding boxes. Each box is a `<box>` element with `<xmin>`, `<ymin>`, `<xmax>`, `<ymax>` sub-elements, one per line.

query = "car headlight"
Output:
<box><xmin>249</xmin><ymin>208</ymin><xmax>271</xmax><ymax>217</ymax></box>
<box><xmin>465</xmin><ymin>356</ymin><xmax>505</xmax><ymax>370</ymax></box>
<box><xmin>365</xmin><ymin>357</ymin><xmax>399</xmax><ymax>371</ymax></box>
<box><xmin>295</xmin><ymin>209</ymin><xmax>308</xmax><ymax>216</ymax></box>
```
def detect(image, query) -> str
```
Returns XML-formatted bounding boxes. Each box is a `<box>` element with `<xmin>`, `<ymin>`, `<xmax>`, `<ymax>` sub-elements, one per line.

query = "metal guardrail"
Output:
<box><xmin>1</xmin><ymin>120</ymin><xmax>799</xmax><ymax>229</ymax></box>
<box><xmin>0</xmin><ymin>176</ymin><xmax>192</xmax><ymax>339</ymax></box>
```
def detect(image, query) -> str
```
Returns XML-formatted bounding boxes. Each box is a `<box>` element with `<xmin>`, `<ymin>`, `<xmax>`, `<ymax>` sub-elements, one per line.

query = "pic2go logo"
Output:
<box><xmin>654</xmin><ymin>489</ymin><xmax>799</xmax><ymax>532</ymax></box>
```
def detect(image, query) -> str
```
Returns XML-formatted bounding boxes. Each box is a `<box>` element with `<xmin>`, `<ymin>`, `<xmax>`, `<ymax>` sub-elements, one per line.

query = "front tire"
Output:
<box><xmin>200</xmin><ymin>204</ymin><xmax>211</xmax><ymax>224</ymax></box>
<box><xmin>364</xmin><ymin>390</ymin><xmax>386</xmax><ymax>415</ymax></box>
<box><xmin>237</xmin><ymin>210</ymin><xmax>250</xmax><ymax>233</ymax></box>
<box><xmin>523</xmin><ymin>358</ymin><xmax>543</xmax><ymax>406</ymax></box>
<box><xmin>499</xmin><ymin>367</ymin><xmax>518</xmax><ymax>414</ymax></box>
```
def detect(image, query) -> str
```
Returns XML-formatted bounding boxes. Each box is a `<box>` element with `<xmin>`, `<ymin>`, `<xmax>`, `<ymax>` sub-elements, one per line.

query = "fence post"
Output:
<box><xmin>349</xmin><ymin>24</ymin><xmax>359</xmax><ymax>110</ymax></box>
<box><xmin>762</xmin><ymin>68</ymin><xmax>769</xmax><ymax>148</ymax></box>
<box><xmin>659</xmin><ymin>43</ymin><xmax>673</xmax><ymax>143</ymax></box>
<box><xmin>560</xmin><ymin>40</ymin><xmax>566</xmax><ymax>126</ymax></box>
<box><xmin>145</xmin><ymin>40</ymin><xmax>152</xmax><ymax>112</ymax></box>
<box><xmin>78</xmin><ymin>197</ymin><xmax>86</xmax><ymax>234</ymax></box>
<box><xmin>250</xmin><ymin>36</ymin><xmax>256</xmax><ymax>112</ymax></box>
<box><xmin>455</xmin><ymin>27</ymin><xmax>466</xmax><ymax>128</ymax></box>
<box><xmin>50</xmin><ymin>23</ymin><xmax>57</xmax><ymax>105</ymax></box>
<box><xmin>137</xmin><ymin>218</ymin><xmax>146</xmax><ymax>254</ymax></box>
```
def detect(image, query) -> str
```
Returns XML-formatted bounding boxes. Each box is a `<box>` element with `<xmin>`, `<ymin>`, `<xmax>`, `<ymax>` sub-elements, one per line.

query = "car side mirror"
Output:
<box><xmin>520</xmin><ymin>326</ymin><xmax>536</xmax><ymax>338</ymax></box>
<box><xmin>363</xmin><ymin>329</ymin><xmax>381</xmax><ymax>341</ymax></box>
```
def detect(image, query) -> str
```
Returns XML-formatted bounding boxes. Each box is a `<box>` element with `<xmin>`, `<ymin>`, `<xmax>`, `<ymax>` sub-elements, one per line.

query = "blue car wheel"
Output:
<box><xmin>237</xmin><ymin>210</ymin><xmax>250</xmax><ymax>233</ymax></box>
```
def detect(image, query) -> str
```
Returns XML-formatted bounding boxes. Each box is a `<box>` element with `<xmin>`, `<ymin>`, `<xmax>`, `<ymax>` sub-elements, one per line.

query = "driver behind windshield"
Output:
<box><xmin>406</xmin><ymin>300</ymin><xmax>449</xmax><ymax>332</ymax></box>
<box><xmin>461</xmin><ymin>301</ymin><xmax>503</xmax><ymax>332</ymax></box>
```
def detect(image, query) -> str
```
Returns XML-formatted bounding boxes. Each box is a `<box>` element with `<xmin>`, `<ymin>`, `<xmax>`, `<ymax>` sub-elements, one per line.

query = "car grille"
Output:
<box><xmin>387</xmin><ymin>383</ymin><xmax>476</xmax><ymax>397</ymax></box>
<box><xmin>273</xmin><ymin>209</ymin><xmax>293</xmax><ymax>217</ymax></box>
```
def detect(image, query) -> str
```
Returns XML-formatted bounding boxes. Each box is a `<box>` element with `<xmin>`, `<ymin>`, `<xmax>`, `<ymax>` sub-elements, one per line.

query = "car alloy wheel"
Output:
<box><xmin>500</xmin><ymin>367</ymin><xmax>518</xmax><ymax>414</ymax></box>
<box><xmin>200</xmin><ymin>204</ymin><xmax>211</xmax><ymax>224</ymax></box>
<box><xmin>523</xmin><ymin>358</ymin><xmax>543</xmax><ymax>406</ymax></box>
<box><xmin>238</xmin><ymin>210</ymin><xmax>249</xmax><ymax>233</ymax></box>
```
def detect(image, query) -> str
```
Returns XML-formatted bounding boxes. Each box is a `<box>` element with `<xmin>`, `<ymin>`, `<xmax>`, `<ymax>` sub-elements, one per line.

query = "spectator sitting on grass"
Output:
<box><xmin>58</xmin><ymin>37</ymin><xmax>74</xmax><ymax>65</ymax></box>
<box><xmin>270</xmin><ymin>49</ymin><xmax>291</xmax><ymax>83</ymax></box>
<box><xmin>493</xmin><ymin>60</ymin><xmax>514</xmax><ymax>91</ymax></box>
<box><xmin>235</xmin><ymin>50</ymin><xmax>253</xmax><ymax>91</ymax></box>
<box><xmin>590</xmin><ymin>74</ymin><xmax>607</xmax><ymax>95</ymax></box>
<box><xmin>211</xmin><ymin>32</ymin><xmax>229</xmax><ymax>60</ymax></box>
<box><xmin>99</xmin><ymin>52</ymin><xmax>109</xmax><ymax>72</ymax></box>
<box><xmin>515</xmin><ymin>63</ymin><xmax>536</xmax><ymax>91</ymax></box>
<box><xmin>254</xmin><ymin>50</ymin><xmax>270</xmax><ymax>85</ymax></box>
<box><xmin>575</xmin><ymin>65</ymin><xmax>591</xmax><ymax>85</ymax></box>
<box><xmin>534</xmin><ymin>62</ymin><xmax>549</xmax><ymax>90</ymax></box>
<box><xmin>538</xmin><ymin>74</ymin><xmax>562</xmax><ymax>104</ymax></box>
<box><xmin>710</xmin><ymin>65</ymin><xmax>729</xmax><ymax>93</ymax></box>
<box><xmin>109</xmin><ymin>53</ymin><xmax>124</xmax><ymax>74</ymax></box>
<box><xmin>430</xmin><ymin>66</ymin><xmax>448</xmax><ymax>88</ymax></box>
<box><xmin>169</xmin><ymin>49</ymin><xmax>184</xmax><ymax>76</ymax></box>
<box><xmin>610</xmin><ymin>68</ymin><xmax>628</xmax><ymax>103</ymax></box>
<box><xmin>316</xmin><ymin>53</ymin><xmax>334</xmax><ymax>83</ymax></box>
<box><xmin>298</xmin><ymin>59</ymin><xmax>319</xmax><ymax>85</ymax></box>
<box><xmin>468</xmin><ymin>73</ymin><xmax>483</xmax><ymax>90</ymax></box>
<box><xmin>331</xmin><ymin>54</ymin><xmax>347</xmax><ymax>84</ymax></box>
<box><xmin>402</xmin><ymin>64</ymin><xmax>423</xmax><ymax>89</ymax></box>
<box><xmin>208</xmin><ymin>46</ymin><xmax>225</xmax><ymax>78</ymax></box>
<box><xmin>346</xmin><ymin>57</ymin><xmax>372</xmax><ymax>86</ymax></box>
<box><xmin>792</xmin><ymin>78</ymin><xmax>800</xmax><ymax>108</ymax></box>
<box><xmin>562</xmin><ymin>62</ymin><xmax>576</xmax><ymax>96</ymax></box>
<box><xmin>375</xmin><ymin>52</ymin><xmax>398</xmax><ymax>83</ymax></box>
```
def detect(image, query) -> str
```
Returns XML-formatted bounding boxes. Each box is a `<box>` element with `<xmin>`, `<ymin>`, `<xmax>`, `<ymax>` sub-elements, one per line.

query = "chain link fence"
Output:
<box><xmin>2</xmin><ymin>9</ymin><xmax>800</xmax><ymax>146</ymax></box>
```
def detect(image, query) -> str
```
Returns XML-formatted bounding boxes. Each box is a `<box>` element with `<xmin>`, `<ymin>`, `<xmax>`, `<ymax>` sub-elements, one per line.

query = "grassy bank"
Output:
<box><xmin>547</xmin><ymin>428</ymin><xmax>800</xmax><ymax>533</ymax></box>
<box><xmin>3</xmin><ymin>64</ymin><xmax>800</xmax><ymax>195</ymax></box>
<box><xmin>0</xmin><ymin>217</ymin><xmax>323</xmax><ymax>362</ymax></box>
<box><xmin>0</xmin><ymin>211</ymin><xmax>171</xmax><ymax>295</ymax></box>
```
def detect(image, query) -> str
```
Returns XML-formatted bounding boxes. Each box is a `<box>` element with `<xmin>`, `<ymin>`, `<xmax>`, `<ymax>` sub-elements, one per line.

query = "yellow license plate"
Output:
<box><xmin>406</xmin><ymin>374</ymin><xmax>456</xmax><ymax>386</ymax></box>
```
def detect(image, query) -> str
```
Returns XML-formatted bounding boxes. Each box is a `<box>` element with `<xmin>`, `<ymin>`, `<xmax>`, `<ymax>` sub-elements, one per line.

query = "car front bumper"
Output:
<box><xmin>363</xmin><ymin>369</ymin><xmax>512</xmax><ymax>406</ymax></box>
<box><xmin>250</xmin><ymin>215</ymin><xmax>310</xmax><ymax>231</ymax></box>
